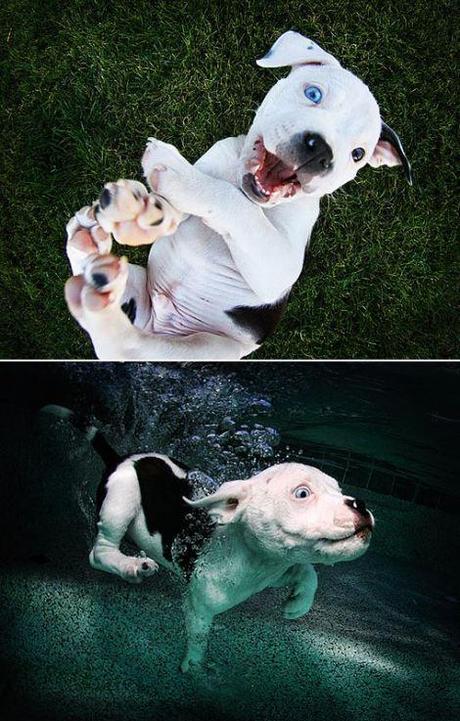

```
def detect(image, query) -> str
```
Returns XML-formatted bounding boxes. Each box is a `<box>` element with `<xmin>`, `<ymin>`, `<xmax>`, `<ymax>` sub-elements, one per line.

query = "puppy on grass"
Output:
<box><xmin>65</xmin><ymin>31</ymin><xmax>411</xmax><ymax>360</ymax></box>
<box><xmin>44</xmin><ymin>405</ymin><xmax>374</xmax><ymax>672</ymax></box>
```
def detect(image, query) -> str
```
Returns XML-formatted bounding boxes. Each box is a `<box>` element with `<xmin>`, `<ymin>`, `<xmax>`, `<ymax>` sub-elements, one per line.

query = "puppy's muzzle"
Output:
<box><xmin>344</xmin><ymin>497</ymin><xmax>375</xmax><ymax>533</ymax></box>
<box><xmin>298</xmin><ymin>133</ymin><xmax>333</xmax><ymax>174</ymax></box>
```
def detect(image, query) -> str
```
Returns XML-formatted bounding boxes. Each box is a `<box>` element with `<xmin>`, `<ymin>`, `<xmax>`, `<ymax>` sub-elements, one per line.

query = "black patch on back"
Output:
<box><xmin>225</xmin><ymin>294</ymin><xmax>289</xmax><ymax>343</ymax></box>
<box><xmin>121</xmin><ymin>298</ymin><xmax>137</xmax><ymax>325</ymax></box>
<box><xmin>135</xmin><ymin>457</ymin><xmax>192</xmax><ymax>562</ymax></box>
<box><xmin>134</xmin><ymin>456</ymin><xmax>215</xmax><ymax>579</ymax></box>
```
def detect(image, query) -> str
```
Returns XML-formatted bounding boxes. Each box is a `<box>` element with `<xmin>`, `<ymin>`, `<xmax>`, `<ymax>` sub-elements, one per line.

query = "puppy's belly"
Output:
<box><xmin>146</xmin><ymin>219</ymin><xmax>262</xmax><ymax>343</ymax></box>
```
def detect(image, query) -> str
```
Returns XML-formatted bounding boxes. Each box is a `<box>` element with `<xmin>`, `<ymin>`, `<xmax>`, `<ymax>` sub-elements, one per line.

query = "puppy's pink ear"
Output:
<box><xmin>368</xmin><ymin>121</ymin><xmax>413</xmax><ymax>184</ymax></box>
<box><xmin>183</xmin><ymin>480</ymin><xmax>249</xmax><ymax>525</ymax></box>
<box><xmin>257</xmin><ymin>31</ymin><xmax>341</xmax><ymax>70</ymax></box>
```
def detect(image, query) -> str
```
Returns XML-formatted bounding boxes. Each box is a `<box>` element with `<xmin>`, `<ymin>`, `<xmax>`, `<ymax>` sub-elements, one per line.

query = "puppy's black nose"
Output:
<box><xmin>303</xmin><ymin>133</ymin><xmax>333</xmax><ymax>172</ymax></box>
<box><xmin>345</xmin><ymin>498</ymin><xmax>368</xmax><ymax>515</ymax></box>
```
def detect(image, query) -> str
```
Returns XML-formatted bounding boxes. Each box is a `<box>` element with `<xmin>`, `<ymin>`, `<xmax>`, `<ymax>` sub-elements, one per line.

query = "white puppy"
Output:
<box><xmin>82</xmin><ymin>425</ymin><xmax>374</xmax><ymax>672</ymax></box>
<box><xmin>65</xmin><ymin>31</ymin><xmax>411</xmax><ymax>359</ymax></box>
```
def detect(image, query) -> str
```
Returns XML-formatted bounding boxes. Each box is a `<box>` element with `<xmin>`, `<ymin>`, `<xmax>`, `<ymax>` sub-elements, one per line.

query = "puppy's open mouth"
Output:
<box><xmin>243</xmin><ymin>138</ymin><xmax>301</xmax><ymax>203</ymax></box>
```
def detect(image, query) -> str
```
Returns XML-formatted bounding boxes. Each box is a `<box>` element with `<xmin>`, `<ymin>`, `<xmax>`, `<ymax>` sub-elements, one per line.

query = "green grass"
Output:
<box><xmin>0</xmin><ymin>0</ymin><xmax>458</xmax><ymax>358</ymax></box>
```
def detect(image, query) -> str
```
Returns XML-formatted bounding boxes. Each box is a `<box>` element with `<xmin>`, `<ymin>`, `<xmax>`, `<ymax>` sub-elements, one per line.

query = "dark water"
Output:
<box><xmin>0</xmin><ymin>363</ymin><xmax>459</xmax><ymax>721</ymax></box>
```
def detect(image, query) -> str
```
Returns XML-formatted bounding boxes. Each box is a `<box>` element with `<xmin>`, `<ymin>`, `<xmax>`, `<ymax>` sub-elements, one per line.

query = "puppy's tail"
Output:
<box><xmin>40</xmin><ymin>404</ymin><xmax>121</xmax><ymax>469</ymax></box>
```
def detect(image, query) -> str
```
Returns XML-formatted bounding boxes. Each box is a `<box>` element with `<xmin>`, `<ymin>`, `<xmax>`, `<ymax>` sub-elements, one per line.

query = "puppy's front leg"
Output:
<box><xmin>142</xmin><ymin>139</ymin><xmax>305</xmax><ymax>303</ymax></box>
<box><xmin>181</xmin><ymin>594</ymin><xmax>215</xmax><ymax>673</ymax></box>
<box><xmin>273</xmin><ymin>563</ymin><xmax>318</xmax><ymax>619</ymax></box>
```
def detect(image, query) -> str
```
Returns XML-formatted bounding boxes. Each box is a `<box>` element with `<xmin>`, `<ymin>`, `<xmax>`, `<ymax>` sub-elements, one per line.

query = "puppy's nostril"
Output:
<box><xmin>99</xmin><ymin>188</ymin><xmax>112</xmax><ymax>210</ymax></box>
<box><xmin>92</xmin><ymin>272</ymin><xmax>108</xmax><ymax>288</ymax></box>
<box><xmin>302</xmin><ymin>133</ymin><xmax>333</xmax><ymax>172</ymax></box>
<box><xmin>345</xmin><ymin>497</ymin><xmax>368</xmax><ymax>515</ymax></box>
<box><xmin>304</xmin><ymin>133</ymin><xmax>320</xmax><ymax>151</ymax></box>
<box><xmin>353</xmin><ymin>499</ymin><xmax>367</xmax><ymax>514</ymax></box>
<box><xmin>141</xmin><ymin>562</ymin><xmax>149</xmax><ymax>570</ymax></box>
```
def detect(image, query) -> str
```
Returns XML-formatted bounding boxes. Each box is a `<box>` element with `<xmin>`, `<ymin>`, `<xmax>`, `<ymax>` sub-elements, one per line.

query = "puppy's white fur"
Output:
<box><xmin>90</xmin><ymin>456</ymin><xmax>374</xmax><ymax>672</ymax></box>
<box><xmin>65</xmin><ymin>32</ymin><xmax>409</xmax><ymax>360</ymax></box>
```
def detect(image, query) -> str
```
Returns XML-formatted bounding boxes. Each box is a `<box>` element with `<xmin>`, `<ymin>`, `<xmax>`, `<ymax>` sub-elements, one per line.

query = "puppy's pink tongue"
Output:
<box><xmin>260</xmin><ymin>151</ymin><xmax>296</xmax><ymax>187</ymax></box>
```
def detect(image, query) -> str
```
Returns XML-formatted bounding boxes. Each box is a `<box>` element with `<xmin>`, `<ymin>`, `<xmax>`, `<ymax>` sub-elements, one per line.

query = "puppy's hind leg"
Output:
<box><xmin>90</xmin><ymin>461</ymin><xmax>159</xmax><ymax>584</ymax></box>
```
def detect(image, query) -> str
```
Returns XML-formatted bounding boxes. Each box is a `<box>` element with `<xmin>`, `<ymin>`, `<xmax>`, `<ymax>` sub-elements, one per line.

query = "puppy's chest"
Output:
<box><xmin>146</xmin><ymin>221</ymin><xmax>265</xmax><ymax>336</ymax></box>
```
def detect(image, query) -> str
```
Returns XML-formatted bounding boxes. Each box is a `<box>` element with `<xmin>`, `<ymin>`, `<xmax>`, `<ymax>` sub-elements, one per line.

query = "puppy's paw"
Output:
<box><xmin>121</xmin><ymin>555</ymin><xmax>159</xmax><ymax>584</ymax></box>
<box><xmin>83</xmin><ymin>253</ymin><xmax>127</xmax><ymax>294</ymax></box>
<box><xmin>142</xmin><ymin>138</ymin><xmax>197</xmax><ymax>210</ymax></box>
<box><xmin>66</xmin><ymin>206</ymin><xmax>112</xmax><ymax>275</ymax></box>
<box><xmin>142</xmin><ymin>138</ymin><xmax>192</xmax><ymax>182</ymax></box>
<box><xmin>96</xmin><ymin>178</ymin><xmax>183</xmax><ymax>246</ymax></box>
<box><xmin>96</xmin><ymin>179</ymin><xmax>147</xmax><ymax>226</ymax></box>
<box><xmin>65</xmin><ymin>253</ymin><xmax>129</xmax><ymax>324</ymax></box>
<box><xmin>180</xmin><ymin>654</ymin><xmax>203</xmax><ymax>674</ymax></box>
<box><xmin>283</xmin><ymin>593</ymin><xmax>314</xmax><ymax>620</ymax></box>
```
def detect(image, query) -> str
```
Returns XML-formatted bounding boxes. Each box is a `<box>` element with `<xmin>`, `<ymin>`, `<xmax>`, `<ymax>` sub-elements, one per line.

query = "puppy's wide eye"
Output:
<box><xmin>352</xmin><ymin>147</ymin><xmax>365</xmax><ymax>162</ymax></box>
<box><xmin>304</xmin><ymin>86</ymin><xmax>322</xmax><ymax>104</ymax></box>
<box><xmin>293</xmin><ymin>486</ymin><xmax>311</xmax><ymax>499</ymax></box>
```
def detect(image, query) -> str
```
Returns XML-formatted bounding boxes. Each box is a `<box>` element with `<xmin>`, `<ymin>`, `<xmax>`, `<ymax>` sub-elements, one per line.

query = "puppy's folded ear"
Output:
<box><xmin>368</xmin><ymin>121</ymin><xmax>413</xmax><ymax>185</ymax></box>
<box><xmin>257</xmin><ymin>31</ymin><xmax>341</xmax><ymax>70</ymax></box>
<box><xmin>183</xmin><ymin>480</ymin><xmax>250</xmax><ymax>525</ymax></box>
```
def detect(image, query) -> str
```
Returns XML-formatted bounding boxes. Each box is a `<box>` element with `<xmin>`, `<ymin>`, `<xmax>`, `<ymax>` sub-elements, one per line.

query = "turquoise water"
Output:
<box><xmin>1</xmin><ymin>363</ymin><xmax>459</xmax><ymax>720</ymax></box>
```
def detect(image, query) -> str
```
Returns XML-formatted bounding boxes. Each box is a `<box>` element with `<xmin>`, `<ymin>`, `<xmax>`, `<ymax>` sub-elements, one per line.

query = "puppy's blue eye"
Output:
<box><xmin>294</xmin><ymin>486</ymin><xmax>311</xmax><ymax>499</ymax></box>
<box><xmin>304</xmin><ymin>86</ymin><xmax>322</xmax><ymax>104</ymax></box>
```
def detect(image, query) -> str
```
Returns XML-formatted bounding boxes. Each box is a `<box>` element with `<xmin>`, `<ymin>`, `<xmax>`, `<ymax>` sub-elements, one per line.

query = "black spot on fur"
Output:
<box><xmin>99</xmin><ymin>188</ymin><xmax>111</xmax><ymax>209</ymax></box>
<box><xmin>121</xmin><ymin>298</ymin><xmax>137</xmax><ymax>325</ymax></box>
<box><xmin>225</xmin><ymin>295</ymin><xmax>289</xmax><ymax>343</ymax></box>
<box><xmin>167</xmin><ymin>456</ymin><xmax>190</xmax><ymax>473</ymax></box>
<box><xmin>134</xmin><ymin>456</ymin><xmax>215</xmax><ymax>578</ymax></box>
<box><xmin>134</xmin><ymin>457</ymin><xmax>191</xmax><ymax>562</ymax></box>
<box><xmin>92</xmin><ymin>272</ymin><xmax>108</xmax><ymax>289</ymax></box>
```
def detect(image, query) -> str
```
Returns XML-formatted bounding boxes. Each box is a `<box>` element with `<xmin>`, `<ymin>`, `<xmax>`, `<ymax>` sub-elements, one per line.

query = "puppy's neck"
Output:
<box><xmin>208</xmin><ymin>520</ymin><xmax>290</xmax><ymax>575</ymax></box>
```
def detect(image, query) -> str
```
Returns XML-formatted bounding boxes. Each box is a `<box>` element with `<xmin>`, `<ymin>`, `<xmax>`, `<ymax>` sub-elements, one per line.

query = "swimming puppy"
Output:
<box><xmin>81</xmin><ymin>426</ymin><xmax>374</xmax><ymax>672</ymax></box>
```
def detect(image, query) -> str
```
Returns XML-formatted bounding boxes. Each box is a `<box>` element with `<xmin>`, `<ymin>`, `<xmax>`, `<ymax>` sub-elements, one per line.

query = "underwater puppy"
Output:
<box><xmin>62</xmin><ymin>419</ymin><xmax>374</xmax><ymax>672</ymax></box>
<box><xmin>65</xmin><ymin>30</ymin><xmax>411</xmax><ymax>360</ymax></box>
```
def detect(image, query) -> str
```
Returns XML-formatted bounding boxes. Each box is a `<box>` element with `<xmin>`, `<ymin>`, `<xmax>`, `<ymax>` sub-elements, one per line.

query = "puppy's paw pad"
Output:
<box><xmin>138</xmin><ymin>557</ymin><xmax>159</xmax><ymax>577</ymax></box>
<box><xmin>67</xmin><ymin>207</ymin><xmax>112</xmax><ymax>257</ymax></box>
<box><xmin>95</xmin><ymin>180</ymin><xmax>148</xmax><ymax>229</ymax></box>
<box><xmin>83</xmin><ymin>254</ymin><xmax>127</xmax><ymax>295</ymax></box>
<box><xmin>122</xmin><ymin>556</ymin><xmax>159</xmax><ymax>584</ymax></box>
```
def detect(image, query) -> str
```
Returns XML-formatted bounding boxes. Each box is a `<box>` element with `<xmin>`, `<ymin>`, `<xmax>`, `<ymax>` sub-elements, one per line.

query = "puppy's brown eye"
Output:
<box><xmin>294</xmin><ymin>486</ymin><xmax>311</xmax><ymax>499</ymax></box>
<box><xmin>352</xmin><ymin>147</ymin><xmax>365</xmax><ymax>162</ymax></box>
